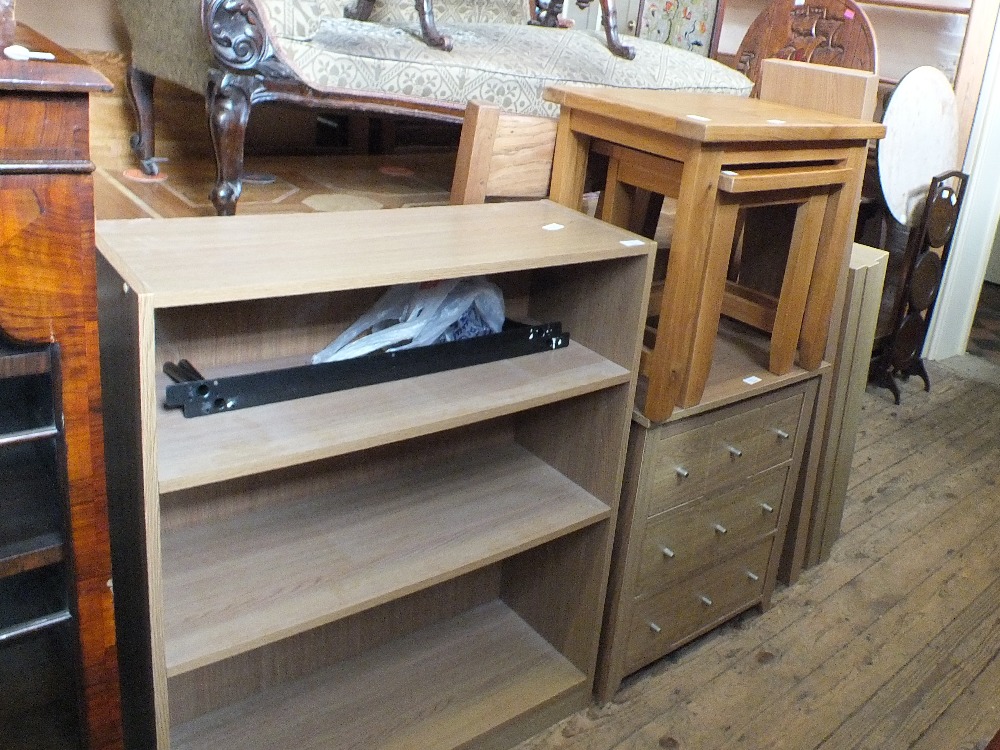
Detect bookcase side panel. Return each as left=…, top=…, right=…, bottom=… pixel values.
left=97, top=255, right=169, bottom=749
left=526, top=254, right=654, bottom=371
left=507, top=254, right=651, bottom=684
left=508, top=388, right=634, bottom=680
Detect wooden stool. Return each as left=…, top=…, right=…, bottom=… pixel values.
left=545, top=85, right=884, bottom=422
left=717, top=163, right=856, bottom=373
left=598, top=146, right=853, bottom=396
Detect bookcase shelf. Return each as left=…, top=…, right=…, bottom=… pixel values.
left=0, top=347, right=51, bottom=380
left=97, top=199, right=654, bottom=750
left=171, top=601, right=585, bottom=750
left=0, top=440, right=63, bottom=580
left=161, top=440, right=611, bottom=675
left=156, top=341, right=629, bottom=492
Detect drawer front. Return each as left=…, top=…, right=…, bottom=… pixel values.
left=0, top=96, right=92, bottom=165
left=647, top=427, right=709, bottom=511
left=645, top=390, right=803, bottom=516
left=637, top=464, right=789, bottom=593
left=704, top=393, right=803, bottom=489
left=625, top=539, right=772, bottom=675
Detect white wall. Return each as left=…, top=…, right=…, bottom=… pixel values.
left=15, top=0, right=126, bottom=51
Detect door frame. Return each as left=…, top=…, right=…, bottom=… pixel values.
left=926, top=8, right=1000, bottom=360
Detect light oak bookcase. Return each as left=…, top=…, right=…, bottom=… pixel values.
left=95, top=200, right=654, bottom=750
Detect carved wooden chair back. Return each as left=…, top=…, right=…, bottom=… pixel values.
left=734, top=0, right=878, bottom=96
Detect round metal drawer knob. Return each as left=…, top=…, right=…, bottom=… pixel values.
left=713, top=523, right=728, bottom=535
left=773, top=428, right=790, bottom=440
left=699, top=595, right=714, bottom=607
left=661, top=546, right=676, bottom=558
left=726, top=445, right=743, bottom=458
left=649, top=622, right=663, bottom=634
left=746, top=571, right=760, bottom=582
left=675, top=466, right=690, bottom=479
left=760, top=502, right=774, bottom=513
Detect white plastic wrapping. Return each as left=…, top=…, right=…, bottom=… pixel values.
left=312, top=277, right=505, bottom=363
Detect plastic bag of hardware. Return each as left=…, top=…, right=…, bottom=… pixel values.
left=312, top=277, right=505, bottom=363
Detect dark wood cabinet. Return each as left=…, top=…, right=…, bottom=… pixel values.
left=0, top=23, right=121, bottom=750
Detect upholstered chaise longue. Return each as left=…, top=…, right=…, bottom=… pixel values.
left=117, top=0, right=751, bottom=215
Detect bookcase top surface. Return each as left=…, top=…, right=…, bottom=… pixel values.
left=95, top=200, right=654, bottom=308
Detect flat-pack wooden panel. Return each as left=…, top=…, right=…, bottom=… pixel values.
left=808, top=243, right=889, bottom=565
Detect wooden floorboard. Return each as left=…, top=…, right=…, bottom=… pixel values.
left=910, top=641, right=1000, bottom=750
left=822, top=574, right=1000, bottom=749
left=516, top=360, right=1000, bottom=750
left=615, top=475, right=999, bottom=749
left=842, top=393, right=1000, bottom=537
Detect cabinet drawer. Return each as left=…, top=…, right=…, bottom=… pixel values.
left=646, top=390, right=803, bottom=516
left=625, top=539, right=772, bottom=674
left=0, top=96, right=92, bottom=164
left=705, top=394, right=802, bottom=488
left=637, top=464, right=788, bottom=594
left=646, top=428, right=711, bottom=510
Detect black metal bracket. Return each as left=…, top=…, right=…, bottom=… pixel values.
left=164, top=321, right=569, bottom=418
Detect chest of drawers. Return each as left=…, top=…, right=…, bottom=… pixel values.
left=597, top=377, right=819, bottom=699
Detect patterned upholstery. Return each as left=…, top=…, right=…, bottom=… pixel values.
left=263, top=0, right=329, bottom=39
left=365, top=0, right=531, bottom=25
left=118, top=0, right=750, bottom=118
left=117, top=0, right=215, bottom=93
left=274, top=20, right=748, bottom=117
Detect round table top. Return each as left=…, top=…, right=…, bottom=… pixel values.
left=877, top=66, right=959, bottom=227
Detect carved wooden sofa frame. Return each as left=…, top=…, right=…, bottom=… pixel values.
left=117, top=0, right=751, bottom=215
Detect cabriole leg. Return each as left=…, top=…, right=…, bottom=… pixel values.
left=206, top=72, right=253, bottom=216
left=125, top=65, right=159, bottom=175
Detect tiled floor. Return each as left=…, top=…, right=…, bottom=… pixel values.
left=967, top=281, right=1000, bottom=365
